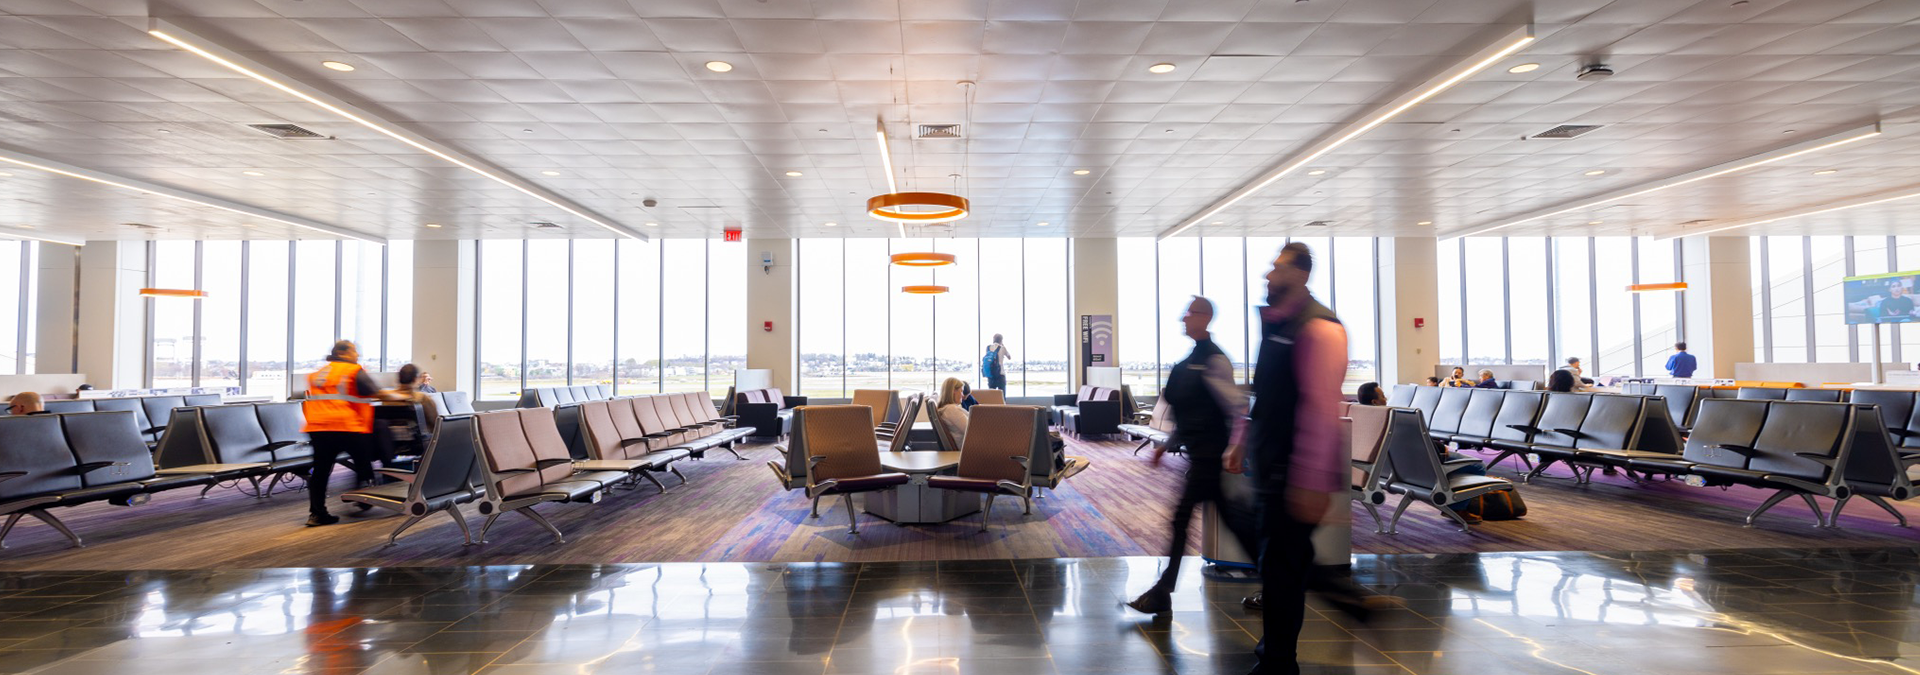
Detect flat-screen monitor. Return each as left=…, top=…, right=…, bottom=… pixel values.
left=1844, top=271, right=1920, bottom=324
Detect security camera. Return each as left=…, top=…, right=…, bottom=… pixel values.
left=642, top=198, right=658, bottom=208
left=1576, top=65, right=1614, bottom=82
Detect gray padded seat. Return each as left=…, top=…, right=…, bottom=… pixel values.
left=90, top=398, right=157, bottom=443
left=254, top=402, right=314, bottom=465
left=1379, top=408, right=1516, bottom=534
left=1653, top=384, right=1701, bottom=430
left=439, top=391, right=478, bottom=416
left=139, top=396, right=189, bottom=436
left=1387, top=384, right=1416, bottom=407
left=1408, top=386, right=1444, bottom=423
left=1631, top=398, right=1769, bottom=476
left=1833, top=404, right=1916, bottom=526
left=1448, top=389, right=1505, bottom=446
left=1425, top=387, right=1471, bottom=442
left=341, top=415, right=484, bottom=545
left=183, top=394, right=222, bottom=407
left=61, top=411, right=211, bottom=495
left=42, top=400, right=94, bottom=414
left=1849, top=389, right=1915, bottom=444
left=1785, top=388, right=1844, bottom=403
left=1737, top=387, right=1789, bottom=401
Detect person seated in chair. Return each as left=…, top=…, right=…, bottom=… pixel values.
left=1442, top=366, right=1473, bottom=388
left=6, top=392, right=46, bottom=416
left=1473, top=369, right=1500, bottom=389
left=1355, top=382, right=1387, bottom=406
left=936, top=377, right=972, bottom=449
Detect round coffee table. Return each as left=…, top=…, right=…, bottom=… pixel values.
left=866, top=451, right=978, bottom=524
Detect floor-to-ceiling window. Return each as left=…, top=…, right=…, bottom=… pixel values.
left=472, top=238, right=741, bottom=401
left=145, top=240, right=409, bottom=397
left=1118, top=236, right=1380, bottom=394
left=796, top=237, right=1070, bottom=399
left=0, top=242, right=38, bottom=374
left=1751, top=235, right=1914, bottom=365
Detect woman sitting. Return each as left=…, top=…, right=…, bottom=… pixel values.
left=1473, top=369, right=1500, bottom=389
left=935, top=377, right=972, bottom=449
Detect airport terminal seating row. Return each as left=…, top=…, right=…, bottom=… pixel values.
left=154, top=402, right=318, bottom=498
left=785, top=405, right=910, bottom=534
left=42, top=394, right=223, bottom=445
left=422, top=391, right=475, bottom=417
left=0, top=411, right=221, bottom=548
left=578, top=395, right=743, bottom=490
left=1842, top=389, right=1920, bottom=458
left=927, top=405, right=1054, bottom=531
left=516, top=385, right=614, bottom=408
left=469, top=407, right=630, bottom=544
left=1391, top=384, right=1915, bottom=528
left=341, top=414, right=483, bottom=545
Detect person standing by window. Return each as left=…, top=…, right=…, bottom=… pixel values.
left=1665, top=342, right=1698, bottom=379
left=982, top=334, right=1011, bottom=392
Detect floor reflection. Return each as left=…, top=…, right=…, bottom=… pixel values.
left=0, top=548, right=1910, bottom=674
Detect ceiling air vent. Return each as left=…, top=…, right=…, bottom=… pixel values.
left=1530, top=124, right=1603, bottom=140
left=1303, top=220, right=1333, bottom=228
left=531, top=222, right=561, bottom=230
left=916, top=124, right=962, bottom=139
left=246, top=123, right=331, bottom=140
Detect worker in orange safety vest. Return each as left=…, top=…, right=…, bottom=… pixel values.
left=302, top=339, right=393, bottom=527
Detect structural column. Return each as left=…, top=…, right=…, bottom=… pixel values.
left=65, top=242, right=147, bottom=389
left=34, top=244, right=78, bottom=375
left=412, top=240, right=477, bottom=393
left=1069, top=238, right=1118, bottom=389
left=745, top=238, right=795, bottom=392
left=1377, top=237, right=1441, bottom=386
left=1680, top=236, right=1755, bottom=379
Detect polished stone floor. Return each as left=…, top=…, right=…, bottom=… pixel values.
left=0, top=548, right=1913, bottom=674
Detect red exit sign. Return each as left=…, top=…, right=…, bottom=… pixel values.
left=723, top=228, right=741, bottom=242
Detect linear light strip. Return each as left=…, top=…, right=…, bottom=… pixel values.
left=0, top=151, right=380, bottom=244
left=1449, top=123, right=1883, bottom=240
left=0, top=225, right=82, bottom=247
left=875, top=121, right=905, bottom=239
left=1667, top=186, right=1920, bottom=239
left=1159, top=25, right=1535, bottom=240
left=148, top=19, right=640, bottom=241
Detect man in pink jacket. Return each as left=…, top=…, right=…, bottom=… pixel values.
left=1225, top=242, right=1375, bottom=674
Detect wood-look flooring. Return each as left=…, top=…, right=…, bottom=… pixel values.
left=0, top=437, right=1911, bottom=571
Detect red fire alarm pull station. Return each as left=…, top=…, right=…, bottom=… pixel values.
left=1414, top=318, right=1425, bottom=328
left=723, top=228, right=742, bottom=242
left=764, top=321, right=774, bottom=332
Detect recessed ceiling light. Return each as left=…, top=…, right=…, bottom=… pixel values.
left=321, top=60, right=355, bottom=72
left=785, top=170, right=802, bottom=177
left=1584, top=169, right=1607, bottom=176
left=156, top=129, right=171, bottom=134
left=644, top=222, right=659, bottom=227
left=1417, top=221, right=1433, bottom=226
left=1210, top=221, right=1224, bottom=225
left=1148, top=63, right=1176, bottom=74
left=0, top=171, right=12, bottom=177
left=424, top=223, right=442, bottom=228
left=1035, top=222, right=1049, bottom=227
left=1072, top=169, right=1090, bottom=175
left=541, top=170, right=560, bottom=176
left=1587, top=220, right=1603, bottom=225
left=1507, top=63, right=1541, bottom=74
left=18, top=225, right=33, bottom=230
left=1306, top=169, right=1327, bottom=176
left=1812, top=169, right=1839, bottom=175
left=824, top=222, right=837, bottom=227
left=705, top=61, right=733, bottom=73
left=241, top=170, right=264, bottom=176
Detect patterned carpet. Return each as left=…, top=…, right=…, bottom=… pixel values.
left=0, top=435, right=1912, bottom=571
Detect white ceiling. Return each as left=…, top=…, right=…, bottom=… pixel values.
left=0, top=0, right=1919, bottom=241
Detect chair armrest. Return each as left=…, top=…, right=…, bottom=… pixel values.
left=1790, top=452, right=1838, bottom=466
left=783, top=396, right=809, bottom=408
left=534, top=458, right=574, bottom=469
left=1709, top=444, right=1759, bottom=456
left=376, top=468, right=416, bottom=479
left=618, top=438, right=653, bottom=447
left=1552, top=428, right=1585, bottom=437
left=75, top=461, right=131, bottom=473
left=141, top=426, right=167, bottom=436
left=264, top=440, right=307, bottom=452
left=495, top=467, right=536, bottom=475
left=643, top=432, right=675, bottom=438
left=1506, top=424, right=1542, bottom=435
left=1052, top=394, right=1077, bottom=406
left=1890, top=428, right=1918, bottom=438
left=0, top=471, right=26, bottom=484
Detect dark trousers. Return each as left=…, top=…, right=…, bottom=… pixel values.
left=987, top=374, right=1006, bottom=391
left=1153, top=442, right=1261, bottom=592
left=307, top=431, right=372, bottom=517
left=1253, top=508, right=1317, bottom=675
